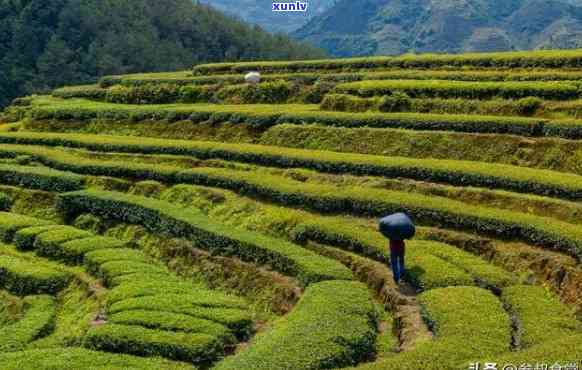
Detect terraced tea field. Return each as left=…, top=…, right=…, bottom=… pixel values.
left=0, top=48, right=581, bottom=369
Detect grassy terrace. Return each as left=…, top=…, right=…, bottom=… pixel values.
left=0, top=211, right=255, bottom=365
left=2, top=134, right=582, bottom=201
left=215, top=280, right=378, bottom=369
left=3, top=47, right=582, bottom=368
left=192, top=49, right=582, bottom=74
left=4, top=126, right=582, bottom=175
left=99, top=69, right=582, bottom=88
left=18, top=96, right=582, bottom=138
left=57, top=190, right=353, bottom=286
left=355, top=286, right=511, bottom=370
left=336, top=79, right=582, bottom=100
left=54, top=181, right=516, bottom=295
left=2, top=142, right=582, bottom=260
left=52, top=177, right=582, bottom=261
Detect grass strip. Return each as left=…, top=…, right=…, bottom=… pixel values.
left=413, top=241, right=515, bottom=289
left=501, top=285, right=580, bottom=349
left=0, top=348, right=193, bottom=369
left=192, top=49, right=582, bottom=74
left=2, top=135, right=582, bottom=201
left=110, top=272, right=178, bottom=287
left=111, top=292, right=247, bottom=311
left=96, top=261, right=169, bottom=283
left=0, top=295, right=56, bottom=352
left=356, top=286, right=511, bottom=370
left=13, top=225, right=65, bottom=251
left=336, top=79, right=581, bottom=100
left=0, top=212, right=52, bottom=243
left=33, top=227, right=94, bottom=257
left=83, top=248, right=156, bottom=278
left=58, top=190, right=353, bottom=286
left=405, top=253, right=474, bottom=290
left=108, top=310, right=236, bottom=344
left=106, top=280, right=207, bottom=306
left=215, top=280, right=378, bottom=370
left=84, top=323, right=222, bottom=363
left=108, top=297, right=252, bottom=336
left=0, top=255, right=72, bottom=296
left=50, top=236, right=127, bottom=265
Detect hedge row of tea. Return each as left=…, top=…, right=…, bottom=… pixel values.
left=319, top=94, right=582, bottom=121
left=336, top=80, right=582, bottom=100
left=3, top=48, right=582, bottom=368
left=192, top=49, right=582, bottom=74
left=0, top=205, right=382, bottom=368
left=1, top=141, right=582, bottom=261
left=2, top=133, right=582, bottom=201
left=0, top=211, right=252, bottom=365
left=99, top=69, right=582, bottom=88
left=56, top=189, right=353, bottom=286
left=20, top=98, right=582, bottom=138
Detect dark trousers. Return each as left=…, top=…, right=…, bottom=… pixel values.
left=390, top=249, right=405, bottom=283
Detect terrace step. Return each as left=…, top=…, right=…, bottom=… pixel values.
left=84, top=323, right=223, bottom=364
left=0, top=295, right=56, bottom=352
left=356, top=286, right=511, bottom=370
left=57, top=190, right=354, bottom=286
left=0, top=254, right=72, bottom=296
left=215, top=280, right=378, bottom=370
left=191, top=50, right=582, bottom=75
left=0, top=348, right=193, bottom=369
left=0, top=211, right=253, bottom=363
left=17, top=96, right=582, bottom=138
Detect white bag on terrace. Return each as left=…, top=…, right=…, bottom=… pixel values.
left=245, top=71, right=261, bottom=84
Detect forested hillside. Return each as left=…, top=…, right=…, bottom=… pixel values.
left=294, top=0, right=582, bottom=57
left=0, top=0, right=324, bottom=108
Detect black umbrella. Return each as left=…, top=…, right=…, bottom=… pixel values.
left=379, top=213, right=416, bottom=240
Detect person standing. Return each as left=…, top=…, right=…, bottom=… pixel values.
left=379, top=212, right=415, bottom=286
left=390, top=239, right=406, bottom=284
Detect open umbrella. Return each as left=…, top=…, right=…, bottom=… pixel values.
left=379, top=213, right=416, bottom=240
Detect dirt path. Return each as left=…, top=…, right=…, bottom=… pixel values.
left=381, top=279, right=433, bottom=352
left=307, top=241, right=434, bottom=352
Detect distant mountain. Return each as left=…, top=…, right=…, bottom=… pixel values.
left=293, top=0, right=582, bottom=57
left=200, top=0, right=338, bottom=33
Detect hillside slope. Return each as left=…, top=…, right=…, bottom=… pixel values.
left=0, top=0, right=324, bottom=109
left=293, top=0, right=582, bottom=57
left=1, top=48, right=582, bottom=368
